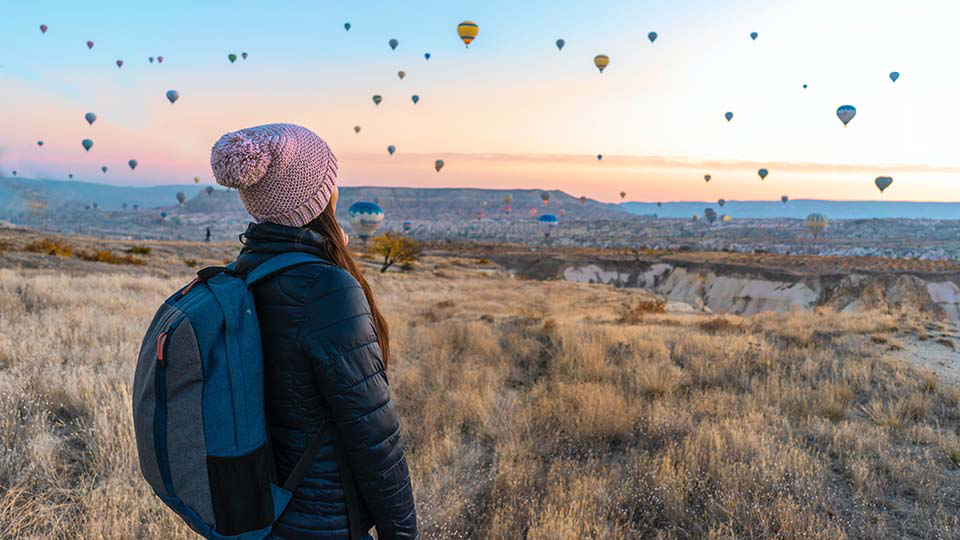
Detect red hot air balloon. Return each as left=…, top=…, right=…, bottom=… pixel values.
left=116, top=59, right=124, bottom=68
left=86, top=41, right=94, bottom=49
left=157, top=56, right=164, bottom=63
left=40, top=24, right=48, bottom=34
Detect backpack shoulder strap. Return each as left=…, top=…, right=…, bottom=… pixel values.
left=244, top=252, right=328, bottom=287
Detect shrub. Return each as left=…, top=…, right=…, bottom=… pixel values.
left=0, top=240, right=8, bottom=252
left=617, top=296, right=665, bottom=324
left=183, top=258, right=199, bottom=268
left=75, top=250, right=145, bottom=266
left=25, top=238, right=73, bottom=257
left=369, top=233, right=423, bottom=273
left=126, top=245, right=152, bottom=255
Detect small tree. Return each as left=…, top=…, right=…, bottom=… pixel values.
left=369, top=233, right=422, bottom=273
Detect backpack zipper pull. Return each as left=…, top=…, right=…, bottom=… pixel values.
left=157, top=333, right=167, bottom=367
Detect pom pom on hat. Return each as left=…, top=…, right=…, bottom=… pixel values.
left=211, top=130, right=272, bottom=189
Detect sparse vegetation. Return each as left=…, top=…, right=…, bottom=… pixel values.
left=126, top=245, right=152, bottom=255
left=0, top=240, right=959, bottom=539
left=75, top=249, right=146, bottom=266
left=24, top=238, right=73, bottom=257
left=183, top=258, right=199, bottom=268
left=370, top=233, right=423, bottom=273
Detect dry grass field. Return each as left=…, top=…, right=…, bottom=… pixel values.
left=2, top=233, right=960, bottom=539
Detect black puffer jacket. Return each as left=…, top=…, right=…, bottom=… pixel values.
left=234, top=222, right=418, bottom=540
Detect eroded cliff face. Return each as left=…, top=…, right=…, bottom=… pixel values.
left=541, top=259, right=960, bottom=324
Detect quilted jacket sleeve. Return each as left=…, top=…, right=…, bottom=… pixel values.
left=300, top=266, right=418, bottom=540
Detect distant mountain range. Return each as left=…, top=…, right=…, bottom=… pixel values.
left=1, top=176, right=957, bottom=221
left=622, top=200, right=960, bottom=220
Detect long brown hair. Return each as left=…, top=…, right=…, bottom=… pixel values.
left=304, top=203, right=390, bottom=368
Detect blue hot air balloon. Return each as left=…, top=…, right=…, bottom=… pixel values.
left=750, top=32, right=758, bottom=40
left=704, top=208, right=717, bottom=224
left=402, top=220, right=413, bottom=233
left=803, top=84, right=808, bottom=89
left=836, top=105, right=857, bottom=127
left=348, top=201, right=384, bottom=241
left=389, top=38, right=398, bottom=51
left=128, top=159, right=138, bottom=170
left=597, top=154, right=603, bottom=161
left=85, top=112, right=97, bottom=125
left=387, top=145, right=396, bottom=155
left=411, top=94, right=419, bottom=104
left=556, top=39, right=565, bottom=50
left=37, top=140, right=43, bottom=146
left=648, top=32, right=657, bottom=43
left=889, top=71, right=900, bottom=82
left=82, top=139, right=93, bottom=151
left=101, top=165, right=108, bottom=173
left=538, top=213, right=559, bottom=238
left=758, top=168, right=769, bottom=180
left=725, top=111, right=733, bottom=122
left=166, top=90, right=179, bottom=104
left=344, top=22, right=351, bottom=31
left=424, top=52, right=431, bottom=60
left=160, top=212, right=167, bottom=219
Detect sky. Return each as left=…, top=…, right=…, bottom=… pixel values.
left=2, top=0, right=959, bottom=203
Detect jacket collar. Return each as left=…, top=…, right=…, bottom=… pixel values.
left=235, top=222, right=332, bottom=274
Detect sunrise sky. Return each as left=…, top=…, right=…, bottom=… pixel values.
left=2, top=0, right=959, bottom=202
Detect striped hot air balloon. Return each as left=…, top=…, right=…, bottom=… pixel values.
left=594, top=54, right=609, bottom=73
left=805, top=213, right=827, bottom=238
left=457, top=21, right=478, bottom=47
left=348, top=201, right=384, bottom=241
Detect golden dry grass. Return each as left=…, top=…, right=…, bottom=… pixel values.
left=1, top=254, right=959, bottom=539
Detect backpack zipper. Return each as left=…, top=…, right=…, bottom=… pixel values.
left=154, top=328, right=175, bottom=497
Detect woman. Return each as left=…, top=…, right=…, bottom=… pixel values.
left=210, top=123, right=418, bottom=540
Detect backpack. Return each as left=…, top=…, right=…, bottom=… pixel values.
left=132, top=252, right=364, bottom=539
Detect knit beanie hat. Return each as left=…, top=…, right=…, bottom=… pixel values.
left=210, top=123, right=338, bottom=227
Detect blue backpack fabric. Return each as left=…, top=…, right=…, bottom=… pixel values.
left=132, top=252, right=349, bottom=539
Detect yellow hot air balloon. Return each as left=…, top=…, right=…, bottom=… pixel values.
left=805, top=213, right=828, bottom=238
left=594, top=54, right=610, bottom=73
left=457, top=21, right=478, bottom=47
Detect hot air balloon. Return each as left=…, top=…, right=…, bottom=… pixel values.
left=402, top=221, right=412, bottom=233
left=344, top=22, right=351, bottom=31
left=160, top=212, right=167, bottom=219
left=802, top=84, right=808, bottom=89
left=836, top=105, right=856, bottom=127
left=504, top=204, right=513, bottom=214
left=411, top=95, right=419, bottom=104
left=228, top=53, right=237, bottom=63
left=556, top=39, right=565, bottom=50
left=538, top=214, right=558, bottom=238
left=166, top=90, right=179, bottom=104
left=40, top=24, right=48, bottom=34
left=101, top=166, right=108, bottom=173
left=594, top=54, right=609, bottom=73
left=37, top=140, right=43, bottom=147
left=372, top=95, right=382, bottom=106
left=116, top=59, right=124, bottom=68
left=241, top=52, right=247, bottom=60
left=620, top=191, right=626, bottom=200
left=750, top=32, right=758, bottom=40
left=721, top=215, right=732, bottom=223
left=648, top=32, right=658, bottom=43
left=128, top=159, right=138, bottom=170
left=704, top=208, right=717, bottom=224
left=457, top=21, right=478, bottom=47
left=704, top=174, right=711, bottom=182
left=529, top=208, right=538, bottom=218
left=398, top=70, right=405, bottom=80
left=805, top=213, right=827, bottom=238
left=597, top=154, right=603, bottom=161
left=579, top=196, right=587, bottom=204
left=149, top=57, right=154, bottom=63
left=657, top=202, right=662, bottom=207
left=85, top=112, right=97, bottom=125
left=176, top=192, right=186, bottom=206
left=889, top=71, right=899, bottom=82
left=348, top=201, right=384, bottom=241
left=387, top=145, right=396, bottom=155
left=718, top=198, right=725, bottom=207
left=541, top=192, right=550, bottom=204
left=435, top=159, right=444, bottom=173
left=424, top=52, right=431, bottom=60
left=68, top=173, right=73, bottom=179
left=86, top=41, right=94, bottom=50
left=758, top=168, right=768, bottom=180
left=504, top=195, right=513, bottom=205
left=781, top=195, right=789, bottom=204
left=875, top=176, right=893, bottom=193
left=692, top=214, right=700, bottom=222
left=205, top=186, right=214, bottom=195
left=388, top=38, right=399, bottom=51
left=354, top=126, right=361, bottom=134
left=82, top=139, right=94, bottom=152
left=157, top=56, right=164, bottom=63
left=190, top=176, right=199, bottom=184
left=725, top=112, right=733, bottom=122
